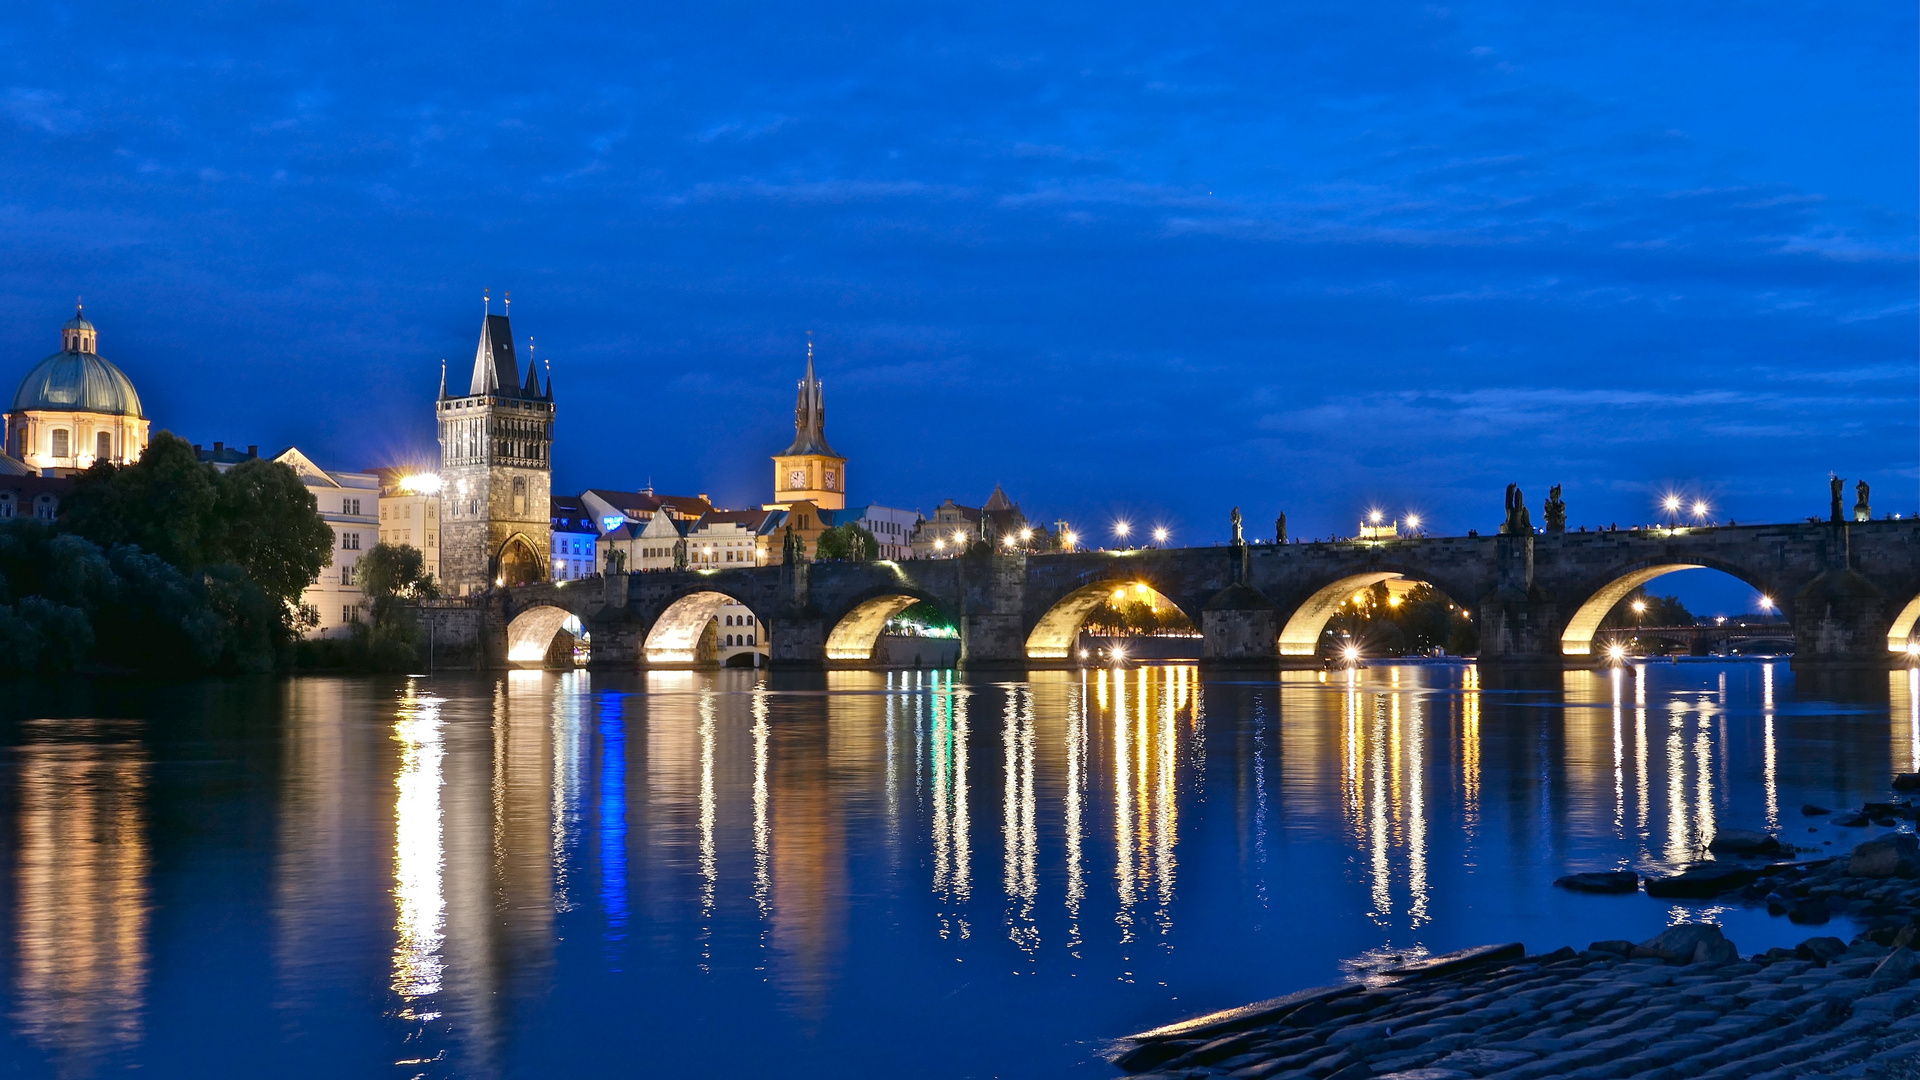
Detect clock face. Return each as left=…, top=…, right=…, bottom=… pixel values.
left=823, top=469, right=837, bottom=490
left=788, top=468, right=807, bottom=489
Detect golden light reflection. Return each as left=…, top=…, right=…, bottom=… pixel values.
left=1610, top=666, right=1626, bottom=835
left=1002, top=688, right=1039, bottom=954
left=1763, top=663, right=1779, bottom=833
left=1333, top=673, right=1435, bottom=929
left=12, top=720, right=150, bottom=1068
left=1461, top=666, right=1480, bottom=834
left=1065, top=672, right=1088, bottom=953
left=930, top=673, right=972, bottom=939
left=752, top=684, right=772, bottom=920
left=392, top=684, right=447, bottom=1005
left=698, top=689, right=718, bottom=968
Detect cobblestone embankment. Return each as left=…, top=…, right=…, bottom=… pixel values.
left=1111, top=929, right=1920, bottom=1080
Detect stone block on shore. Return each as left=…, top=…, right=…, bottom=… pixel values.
left=1706, top=829, right=1787, bottom=857
left=1554, top=871, right=1639, bottom=894
left=1850, top=834, right=1920, bottom=878
left=1643, top=864, right=1761, bottom=898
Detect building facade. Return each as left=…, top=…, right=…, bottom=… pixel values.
left=372, top=469, right=443, bottom=584
left=767, top=342, right=846, bottom=511
left=6, top=307, right=151, bottom=475
left=909, top=486, right=1043, bottom=558
left=436, top=310, right=554, bottom=594
left=550, top=495, right=597, bottom=581
left=267, top=448, right=379, bottom=639
left=838, top=504, right=923, bottom=560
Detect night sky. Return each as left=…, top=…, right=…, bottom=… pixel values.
left=2, top=3, right=1913, bottom=609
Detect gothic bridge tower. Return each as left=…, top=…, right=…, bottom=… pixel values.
left=769, top=339, right=846, bottom=510
left=437, top=302, right=554, bottom=593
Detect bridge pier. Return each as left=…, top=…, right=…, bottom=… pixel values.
left=1200, top=584, right=1284, bottom=668
left=959, top=552, right=1030, bottom=667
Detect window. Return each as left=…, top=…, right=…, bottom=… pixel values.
left=299, top=604, right=319, bottom=625
left=343, top=605, right=361, bottom=624
left=381, top=506, right=388, bottom=520
left=33, top=496, right=55, bottom=520
left=342, top=532, right=360, bottom=550
left=745, top=615, right=753, bottom=626
left=725, top=634, right=734, bottom=647
left=746, top=634, right=754, bottom=646
left=340, top=565, right=355, bottom=586
left=512, top=477, right=527, bottom=515
left=50, top=429, right=69, bottom=458
left=427, top=533, right=435, bottom=546
left=96, top=431, right=111, bottom=460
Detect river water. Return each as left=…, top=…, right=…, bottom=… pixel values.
left=0, top=662, right=1914, bottom=1078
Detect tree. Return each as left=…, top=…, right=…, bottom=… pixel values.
left=815, top=523, right=879, bottom=561
left=359, top=543, right=440, bottom=617
left=895, top=599, right=955, bottom=632
left=216, top=457, right=335, bottom=607
left=63, top=431, right=224, bottom=570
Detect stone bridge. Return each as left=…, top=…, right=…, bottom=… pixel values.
left=420, top=519, right=1920, bottom=672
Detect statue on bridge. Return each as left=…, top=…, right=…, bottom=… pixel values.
left=1856, top=480, right=1872, bottom=523
left=1231, top=506, right=1244, bottom=545
left=1544, top=485, right=1566, bottom=534
left=605, top=548, right=627, bottom=576
left=1275, top=511, right=1288, bottom=545
left=1831, top=475, right=1845, bottom=523
left=782, top=525, right=804, bottom=566
left=1501, top=484, right=1533, bottom=536
left=673, top=538, right=688, bottom=571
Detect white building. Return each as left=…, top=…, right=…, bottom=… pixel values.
left=716, top=602, right=766, bottom=667
left=262, top=448, right=379, bottom=639
left=685, top=509, right=773, bottom=568
left=838, top=504, right=923, bottom=560
left=550, top=495, right=598, bottom=581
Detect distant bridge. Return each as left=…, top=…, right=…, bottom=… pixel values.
left=1593, top=621, right=1798, bottom=656
left=418, top=519, right=1920, bottom=672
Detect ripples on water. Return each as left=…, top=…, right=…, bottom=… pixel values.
left=0, top=663, right=1915, bottom=1078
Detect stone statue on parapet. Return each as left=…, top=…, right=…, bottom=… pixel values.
left=782, top=525, right=803, bottom=565
left=1544, top=484, right=1567, bottom=534
left=1855, top=480, right=1872, bottom=523
left=1501, top=483, right=1533, bottom=535
left=1831, top=475, right=1845, bottom=523
left=673, top=538, right=688, bottom=571
left=1231, top=506, right=1244, bottom=545
left=1275, top=512, right=1288, bottom=544
left=605, top=548, right=627, bottom=575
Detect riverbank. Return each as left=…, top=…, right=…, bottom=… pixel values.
left=1110, top=928, right=1920, bottom=1079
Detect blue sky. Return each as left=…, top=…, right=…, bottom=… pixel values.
left=1, top=2, right=1913, bottom=609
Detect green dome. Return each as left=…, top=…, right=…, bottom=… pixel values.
left=11, top=349, right=144, bottom=417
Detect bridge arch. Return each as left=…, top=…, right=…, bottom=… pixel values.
left=1277, top=572, right=1404, bottom=657
left=1025, top=578, right=1195, bottom=660
left=1560, top=560, right=1772, bottom=657
left=506, top=605, right=590, bottom=667
left=646, top=589, right=764, bottom=666
left=825, top=589, right=943, bottom=661
left=1889, top=595, right=1920, bottom=653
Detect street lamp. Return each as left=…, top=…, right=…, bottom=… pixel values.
left=1607, top=642, right=1627, bottom=664
left=1114, top=521, right=1131, bottom=543
left=1368, top=509, right=1384, bottom=525
left=1406, top=514, right=1421, bottom=532
left=1662, top=494, right=1681, bottom=526
left=1152, top=526, right=1169, bottom=544
left=1692, top=500, right=1710, bottom=523
left=1062, top=530, right=1077, bottom=550
left=1342, top=644, right=1361, bottom=667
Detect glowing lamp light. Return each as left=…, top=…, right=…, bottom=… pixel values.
left=1152, top=527, right=1169, bottom=543
left=1020, top=527, right=1033, bottom=540
left=1607, top=643, right=1626, bottom=662
left=1632, top=599, right=1648, bottom=614
left=1079, top=648, right=1089, bottom=659
left=1368, top=509, right=1384, bottom=524
left=1110, top=645, right=1127, bottom=661
left=934, top=538, right=947, bottom=551
left=1406, top=514, right=1421, bottom=530
left=1692, top=500, right=1710, bottom=518
left=1663, top=495, right=1681, bottom=513
left=1342, top=645, right=1361, bottom=664
left=1001, top=534, right=1016, bottom=548
left=1114, top=521, right=1131, bottom=538
left=398, top=473, right=442, bottom=495
left=1063, top=530, right=1077, bottom=545
left=1908, top=642, right=1920, bottom=658
left=952, top=529, right=965, bottom=543
left=1758, top=594, right=1774, bottom=611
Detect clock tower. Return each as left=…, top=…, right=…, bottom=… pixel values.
left=768, top=340, right=847, bottom=510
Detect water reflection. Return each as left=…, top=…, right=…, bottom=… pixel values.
left=10, top=661, right=1920, bottom=1079
left=10, top=720, right=149, bottom=1073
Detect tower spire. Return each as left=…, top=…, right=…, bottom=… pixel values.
left=439, top=358, right=447, bottom=399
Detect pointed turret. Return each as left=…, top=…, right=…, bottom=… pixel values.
left=469, top=313, right=521, bottom=396
left=781, top=339, right=838, bottom=456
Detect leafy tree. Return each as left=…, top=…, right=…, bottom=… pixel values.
left=895, top=599, right=955, bottom=632
left=359, top=543, right=440, bottom=616
left=217, top=457, right=335, bottom=607
left=1322, top=580, right=1475, bottom=656
left=815, top=523, right=879, bottom=562
left=63, top=432, right=224, bottom=569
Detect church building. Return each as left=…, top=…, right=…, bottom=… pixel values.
left=6, top=305, right=150, bottom=475
left=436, top=305, right=554, bottom=594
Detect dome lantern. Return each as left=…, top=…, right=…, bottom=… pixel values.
left=61, top=303, right=97, bottom=354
